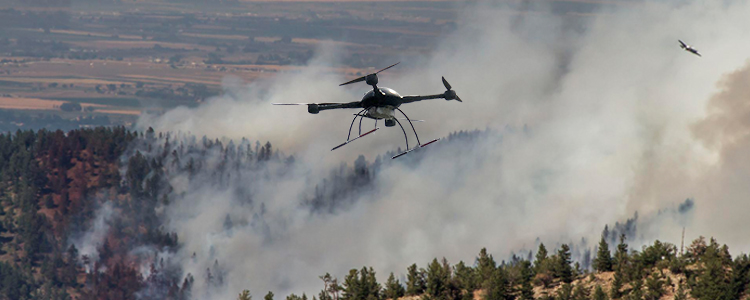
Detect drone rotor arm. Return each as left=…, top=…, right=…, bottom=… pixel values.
left=273, top=101, right=362, bottom=114
left=271, top=102, right=343, bottom=105
left=316, top=101, right=363, bottom=111
left=400, top=77, right=463, bottom=104
left=400, top=94, right=446, bottom=104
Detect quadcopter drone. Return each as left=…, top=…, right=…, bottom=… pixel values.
left=273, top=62, right=462, bottom=159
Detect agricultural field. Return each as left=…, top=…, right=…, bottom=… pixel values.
left=0, top=0, right=610, bottom=130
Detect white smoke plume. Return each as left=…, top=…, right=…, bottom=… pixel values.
left=71, top=201, right=116, bottom=269
left=132, top=0, right=750, bottom=299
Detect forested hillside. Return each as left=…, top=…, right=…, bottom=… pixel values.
left=0, top=126, right=379, bottom=300
left=295, top=235, right=750, bottom=300
left=0, top=127, right=182, bottom=300
left=0, top=128, right=748, bottom=300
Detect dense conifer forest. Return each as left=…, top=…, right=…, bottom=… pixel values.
left=0, top=127, right=747, bottom=300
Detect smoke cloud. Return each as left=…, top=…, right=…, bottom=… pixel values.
left=71, top=201, right=116, bottom=267
left=690, top=58, right=750, bottom=251
left=129, top=0, right=750, bottom=299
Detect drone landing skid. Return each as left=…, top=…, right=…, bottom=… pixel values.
left=391, top=138, right=440, bottom=159
left=331, top=128, right=379, bottom=151
left=420, top=138, right=440, bottom=148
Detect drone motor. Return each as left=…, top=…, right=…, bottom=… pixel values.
left=308, top=104, right=320, bottom=114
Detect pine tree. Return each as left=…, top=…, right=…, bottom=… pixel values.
left=360, top=267, right=380, bottom=300
left=614, top=234, right=628, bottom=274
left=287, top=294, right=302, bottom=300
left=484, top=268, right=512, bottom=300
left=572, top=284, right=590, bottom=300
left=595, top=236, right=613, bottom=272
left=426, top=258, right=449, bottom=300
left=476, top=248, right=496, bottom=287
left=181, top=273, right=195, bottom=300
left=728, top=254, right=750, bottom=299
left=454, top=261, right=477, bottom=292
left=556, top=283, right=573, bottom=300
left=610, top=271, right=623, bottom=299
left=319, top=290, right=332, bottom=300
left=406, top=264, right=425, bottom=296
left=592, top=285, right=608, bottom=300
left=643, top=272, right=664, bottom=300
left=556, top=244, right=573, bottom=283
left=384, top=272, right=405, bottom=300
left=319, top=273, right=336, bottom=300
left=518, top=260, right=534, bottom=300
left=343, top=269, right=361, bottom=300
left=266, top=291, right=275, bottom=300
left=629, top=278, right=644, bottom=300
left=534, top=243, right=549, bottom=274
left=41, top=257, right=57, bottom=284
left=239, top=290, right=252, bottom=300
left=64, top=244, right=79, bottom=286
left=690, top=241, right=732, bottom=300
left=673, top=283, right=687, bottom=300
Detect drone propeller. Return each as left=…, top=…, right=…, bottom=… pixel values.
left=442, top=76, right=452, bottom=90
left=340, top=62, right=400, bottom=86
left=441, top=76, right=462, bottom=102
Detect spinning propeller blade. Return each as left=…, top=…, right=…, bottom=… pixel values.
left=271, top=103, right=339, bottom=105
left=441, top=77, right=463, bottom=102
left=340, top=62, right=400, bottom=86
left=339, top=76, right=367, bottom=86
left=376, top=62, right=400, bottom=74
left=441, top=76, right=452, bottom=90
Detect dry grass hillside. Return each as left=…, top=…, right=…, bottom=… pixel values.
left=528, top=270, right=684, bottom=299
left=393, top=270, right=687, bottom=300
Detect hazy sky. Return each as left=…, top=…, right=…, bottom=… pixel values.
left=132, top=0, right=750, bottom=299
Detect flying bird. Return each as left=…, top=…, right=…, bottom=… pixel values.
left=679, top=40, right=701, bottom=57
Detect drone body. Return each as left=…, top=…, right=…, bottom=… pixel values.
left=273, top=62, right=462, bottom=158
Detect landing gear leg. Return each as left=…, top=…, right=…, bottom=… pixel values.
left=358, top=112, right=364, bottom=135
left=394, top=118, right=409, bottom=151
left=347, top=109, right=366, bottom=140
left=332, top=109, right=379, bottom=151
left=391, top=108, right=440, bottom=159
left=396, top=108, right=421, bottom=145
